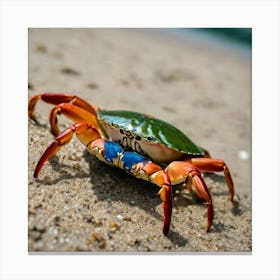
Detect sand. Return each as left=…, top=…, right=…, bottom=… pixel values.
left=28, top=28, right=251, bottom=252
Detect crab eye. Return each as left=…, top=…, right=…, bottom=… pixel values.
left=147, top=136, right=153, bottom=141
left=135, top=136, right=141, bottom=141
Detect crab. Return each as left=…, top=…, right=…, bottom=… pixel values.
left=28, top=93, right=234, bottom=236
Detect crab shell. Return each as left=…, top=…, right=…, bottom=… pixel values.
left=97, top=110, right=207, bottom=163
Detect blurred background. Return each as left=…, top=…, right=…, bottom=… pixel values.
left=194, top=28, right=251, bottom=46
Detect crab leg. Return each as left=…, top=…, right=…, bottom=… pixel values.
left=28, top=93, right=102, bottom=136
left=88, top=139, right=173, bottom=235
left=165, top=161, right=213, bottom=232
left=156, top=177, right=173, bottom=235
left=28, top=93, right=96, bottom=119
left=187, top=158, right=234, bottom=201
left=49, top=103, right=102, bottom=136
left=34, top=123, right=101, bottom=177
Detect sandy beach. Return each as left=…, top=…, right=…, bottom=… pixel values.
left=28, top=28, right=251, bottom=252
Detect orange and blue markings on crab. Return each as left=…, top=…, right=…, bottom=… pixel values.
left=96, top=139, right=151, bottom=174
left=102, top=140, right=148, bottom=171
left=28, top=93, right=235, bottom=236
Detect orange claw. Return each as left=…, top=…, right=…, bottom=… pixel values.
left=34, top=123, right=101, bottom=178
left=28, top=93, right=96, bottom=117
left=165, top=161, right=213, bottom=232
left=28, top=93, right=102, bottom=136
left=49, top=103, right=102, bottom=136
left=189, top=158, right=234, bottom=201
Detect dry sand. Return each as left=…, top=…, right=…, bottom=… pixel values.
left=28, top=29, right=251, bottom=252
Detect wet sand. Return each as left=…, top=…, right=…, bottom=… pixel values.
left=28, top=28, right=251, bottom=252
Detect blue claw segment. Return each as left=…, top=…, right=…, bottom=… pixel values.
left=102, top=140, right=148, bottom=173
left=121, top=152, right=147, bottom=172
left=104, top=140, right=123, bottom=163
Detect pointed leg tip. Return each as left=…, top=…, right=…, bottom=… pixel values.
left=163, top=227, right=169, bottom=236
left=163, top=222, right=170, bottom=236
left=34, top=162, right=43, bottom=178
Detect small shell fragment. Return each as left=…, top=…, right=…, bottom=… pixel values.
left=238, top=150, right=249, bottom=160
left=117, top=214, right=124, bottom=220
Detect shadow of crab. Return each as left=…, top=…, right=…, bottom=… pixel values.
left=36, top=148, right=238, bottom=249
left=35, top=156, right=90, bottom=185
left=45, top=151, right=189, bottom=248
left=81, top=150, right=202, bottom=246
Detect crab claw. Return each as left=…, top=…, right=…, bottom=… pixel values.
left=165, top=161, right=213, bottom=232
left=28, top=93, right=96, bottom=121
left=28, top=93, right=102, bottom=137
